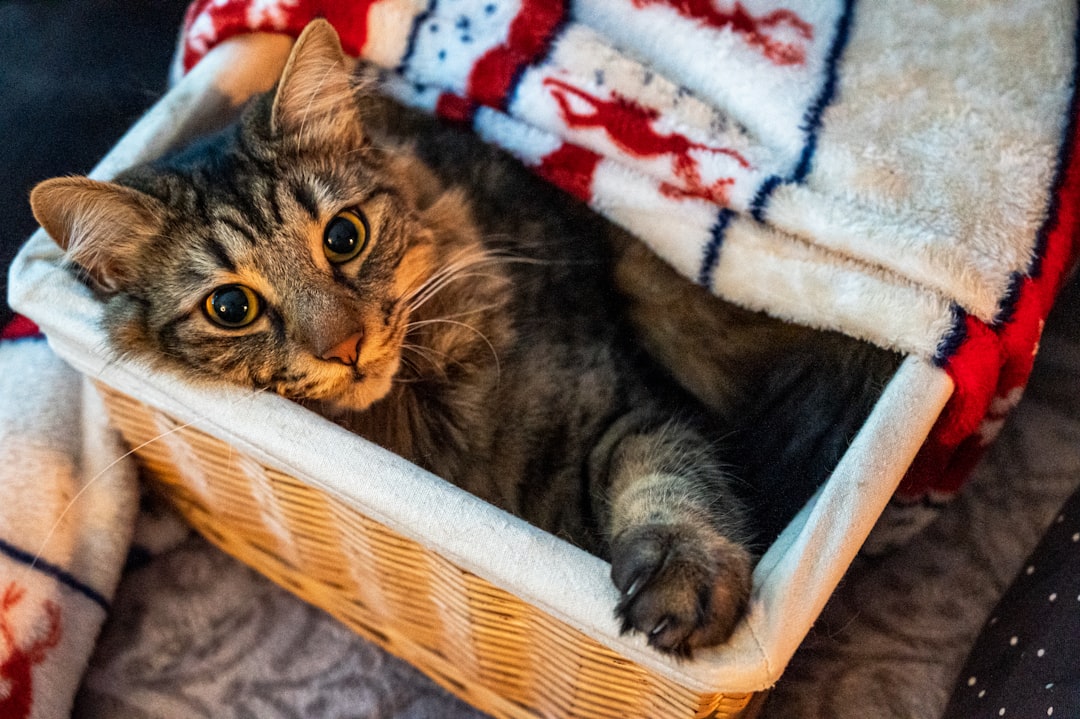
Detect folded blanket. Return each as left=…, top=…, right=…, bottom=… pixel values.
left=177, top=0, right=1080, bottom=502
left=0, top=321, right=138, bottom=719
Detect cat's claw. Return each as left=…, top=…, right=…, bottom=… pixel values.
left=611, top=523, right=752, bottom=658
left=623, top=575, right=645, bottom=602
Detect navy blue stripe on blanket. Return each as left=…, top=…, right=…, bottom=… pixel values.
left=698, top=209, right=734, bottom=287
left=933, top=303, right=968, bottom=367
left=1027, top=1, right=1080, bottom=283
left=0, top=537, right=109, bottom=612
left=700, top=0, right=857, bottom=289
left=396, top=0, right=437, bottom=74
left=992, top=272, right=1027, bottom=328
left=748, top=0, right=857, bottom=222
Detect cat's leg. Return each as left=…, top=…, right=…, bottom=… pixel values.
left=593, top=412, right=753, bottom=657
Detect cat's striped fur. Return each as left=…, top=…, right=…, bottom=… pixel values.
left=30, top=21, right=899, bottom=656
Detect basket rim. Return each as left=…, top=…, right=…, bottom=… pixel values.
left=7, top=31, right=955, bottom=693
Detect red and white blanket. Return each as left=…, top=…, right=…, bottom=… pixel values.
left=176, top=0, right=1080, bottom=502
left=0, top=320, right=136, bottom=719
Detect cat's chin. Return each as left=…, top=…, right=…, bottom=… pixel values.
left=334, top=371, right=395, bottom=412
left=314, top=355, right=400, bottom=414
left=306, top=378, right=392, bottom=417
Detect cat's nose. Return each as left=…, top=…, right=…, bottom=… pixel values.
left=321, top=331, right=364, bottom=365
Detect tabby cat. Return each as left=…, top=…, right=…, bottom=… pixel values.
left=30, top=21, right=900, bottom=657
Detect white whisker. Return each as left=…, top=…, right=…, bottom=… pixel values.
left=400, top=343, right=451, bottom=380
left=22, top=385, right=268, bottom=582
left=409, top=318, right=501, bottom=382
left=405, top=302, right=502, bottom=325
left=402, top=246, right=522, bottom=315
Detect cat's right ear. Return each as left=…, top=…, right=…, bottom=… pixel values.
left=30, top=177, right=163, bottom=292
left=271, top=19, right=364, bottom=150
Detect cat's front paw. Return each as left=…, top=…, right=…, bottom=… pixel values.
left=610, top=523, right=752, bottom=658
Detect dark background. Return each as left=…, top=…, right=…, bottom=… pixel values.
left=0, top=0, right=192, bottom=329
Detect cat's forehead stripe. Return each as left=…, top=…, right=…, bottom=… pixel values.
left=262, top=176, right=285, bottom=226
left=289, top=180, right=320, bottom=221
left=195, top=161, right=278, bottom=239
left=216, top=214, right=258, bottom=247
left=201, top=233, right=237, bottom=274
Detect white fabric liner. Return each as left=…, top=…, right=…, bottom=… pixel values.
left=8, top=34, right=953, bottom=692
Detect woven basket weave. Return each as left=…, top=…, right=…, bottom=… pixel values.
left=7, top=32, right=955, bottom=719
left=96, top=382, right=760, bottom=719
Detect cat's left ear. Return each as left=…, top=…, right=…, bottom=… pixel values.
left=30, top=177, right=164, bottom=292
left=271, top=19, right=364, bottom=149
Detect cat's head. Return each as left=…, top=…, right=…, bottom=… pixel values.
left=30, top=20, right=481, bottom=412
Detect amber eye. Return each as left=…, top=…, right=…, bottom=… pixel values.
left=323, top=209, right=369, bottom=264
left=204, top=284, right=261, bottom=328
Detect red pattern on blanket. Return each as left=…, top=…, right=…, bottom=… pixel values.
left=0, top=316, right=40, bottom=341
left=630, top=0, right=814, bottom=66
left=0, top=584, right=63, bottom=719
left=543, top=77, right=750, bottom=205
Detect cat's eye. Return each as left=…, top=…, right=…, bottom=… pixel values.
left=323, top=209, right=369, bottom=264
left=204, top=284, right=261, bottom=328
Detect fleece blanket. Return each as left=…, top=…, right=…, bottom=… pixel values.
left=0, top=319, right=137, bottom=718
left=174, top=0, right=1080, bottom=502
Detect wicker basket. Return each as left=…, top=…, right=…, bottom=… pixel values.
left=96, top=383, right=760, bottom=718
left=9, top=32, right=953, bottom=719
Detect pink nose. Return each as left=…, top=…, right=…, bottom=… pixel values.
left=321, top=331, right=364, bottom=365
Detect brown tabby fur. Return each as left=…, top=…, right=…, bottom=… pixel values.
left=30, top=21, right=899, bottom=657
